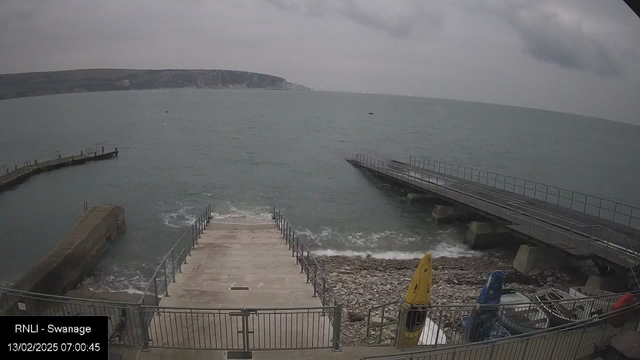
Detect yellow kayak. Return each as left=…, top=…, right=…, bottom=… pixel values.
left=400, top=253, right=433, bottom=346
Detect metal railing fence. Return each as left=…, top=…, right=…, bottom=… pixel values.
left=408, top=155, right=640, bottom=230
left=0, top=286, right=339, bottom=351
left=272, top=205, right=340, bottom=309
left=272, top=205, right=343, bottom=351
left=365, top=300, right=400, bottom=345
left=363, top=302, right=640, bottom=360
left=353, top=155, right=640, bottom=271
left=138, top=203, right=212, bottom=305
left=0, top=286, right=146, bottom=347
left=144, top=305, right=338, bottom=351
left=366, top=290, right=637, bottom=347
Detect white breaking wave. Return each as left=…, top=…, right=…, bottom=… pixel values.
left=161, top=206, right=197, bottom=228
left=300, top=226, right=479, bottom=259
left=81, top=267, right=150, bottom=295
left=313, top=249, right=427, bottom=259
left=298, top=227, right=421, bottom=248
left=313, top=243, right=479, bottom=259
left=430, top=241, right=481, bottom=258
left=211, top=205, right=273, bottom=221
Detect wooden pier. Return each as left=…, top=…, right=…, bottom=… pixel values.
left=0, top=147, right=119, bottom=192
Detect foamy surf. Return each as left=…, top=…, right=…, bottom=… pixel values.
left=210, top=204, right=274, bottom=224
left=314, top=249, right=427, bottom=259
left=298, top=227, right=422, bottom=248
left=161, top=206, right=197, bottom=228
left=313, top=243, right=479, bottom=259
left=81, top=268, right=150, bottom=295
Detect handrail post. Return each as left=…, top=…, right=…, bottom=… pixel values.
left=196, top=217, right=201, bottom=242
left=153, top=278, right=160, bottom=306
left=300, top=243, right=304, bottom=273
left=312, top=265, right=317, bottom=297
left=137, top=305, right=150, bottom=349
left=306, top=253, right=311, bottom=283
left=163, top=259, right=169, bottom=296
left=332, top=304, right=342, bottom=351
left=171, top=247, right=176, bottom=282
left=295, top=236, right=299, bottom=264
left=189, top=226, right=194, bottom=256
left=322, top=277, right=326, bottom=305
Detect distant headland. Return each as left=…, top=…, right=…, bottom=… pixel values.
left=0, top=69, right=309, bottom=100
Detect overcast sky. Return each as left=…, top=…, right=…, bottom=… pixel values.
left=1, top=0, right=639, bottom=124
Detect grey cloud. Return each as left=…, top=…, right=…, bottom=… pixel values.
left=264, top=0, right=442, bottom=39
left=0, top=0, right=639, bottom=124
left=484, top=2, right=638, bottom=77
left=0, top=3, right=34, bottom=32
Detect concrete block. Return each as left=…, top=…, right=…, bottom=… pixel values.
left=464, top=221, right=510, bottom=249
left=432, top=205, right=470, bottom=224
left=512, top=244, right=569, bottom=274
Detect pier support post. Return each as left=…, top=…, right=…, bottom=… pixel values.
left=512, top=244, right=568, bottom=274
left=464, top=221, right=510, bottom=249
left=432, top=205, right=471, bottom=223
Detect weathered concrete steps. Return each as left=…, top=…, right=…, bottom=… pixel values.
left=146, top=217, right=329, bottom=350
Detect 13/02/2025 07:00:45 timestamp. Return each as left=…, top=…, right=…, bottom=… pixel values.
left=2, top=316, right=108, bottom=359
left=7, top=342, right=101, bottom=353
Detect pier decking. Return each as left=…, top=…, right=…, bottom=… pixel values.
left=0, top=148, right=119, bottom=192
left=348, top=154, right=640, bottom=271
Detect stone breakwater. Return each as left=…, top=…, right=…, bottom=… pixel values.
left=316, top=249, right=589, bottom=346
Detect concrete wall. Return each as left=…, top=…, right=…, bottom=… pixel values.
left=12, top=204, right=125, bottom=295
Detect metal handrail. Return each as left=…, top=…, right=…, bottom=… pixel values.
left=272, top=205, right=340, bottom=308
left=362, top=290, right=638, bottom=347
left=354, top=155, right=640, bottom=269
left=367, top=289, right=640, bottom=314
left=396, top=158, right=639, bottom=250
left=0, top=285, right=342, bottom=351
left=408, top=155, right=640, bottom=230
left=363, top=301, right=640, bottom=359
left=138, top=203, right=212, bottom=305
left=272, top=205, right=342, bottom=351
